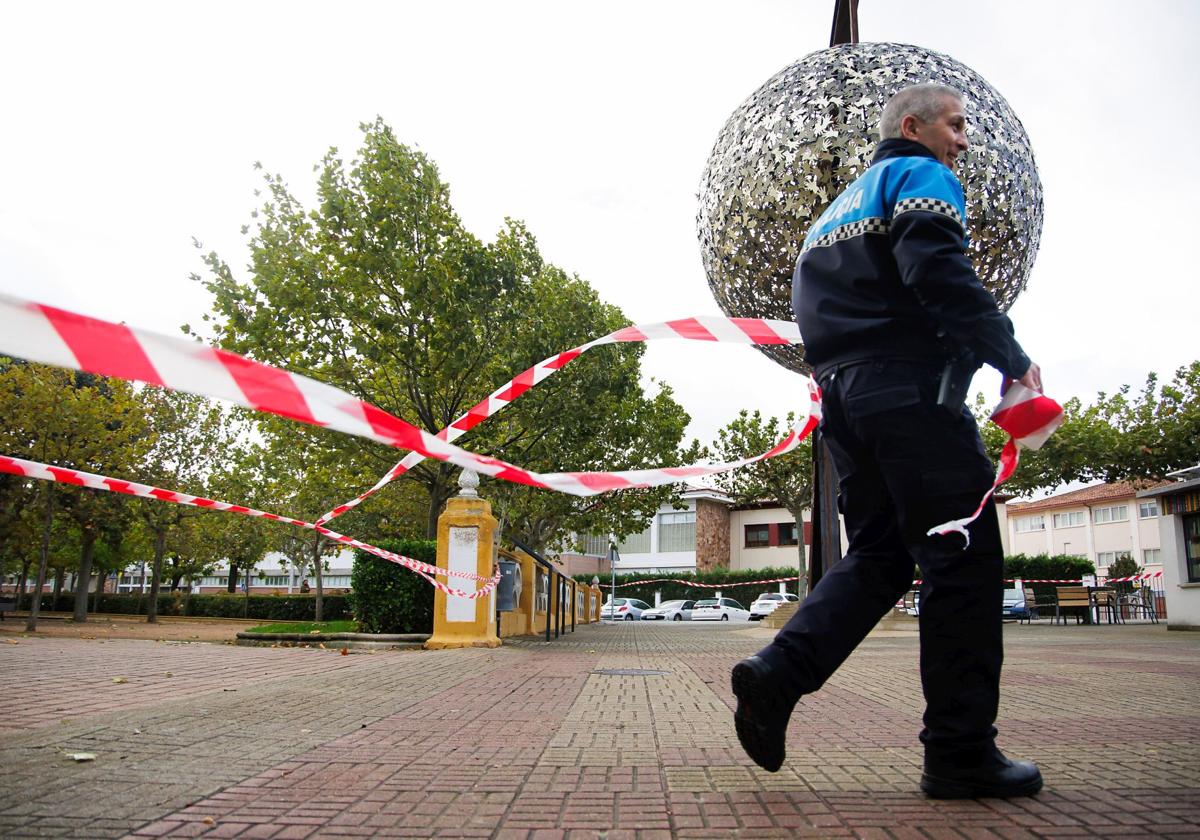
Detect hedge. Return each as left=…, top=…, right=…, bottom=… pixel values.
left=349, top=538, right=437, bottom=634
left=8, top=591, right=351, bottom=620
left=1003, top=554, right=1097, bottom=601
left=573, top=566, right=803, bottom=606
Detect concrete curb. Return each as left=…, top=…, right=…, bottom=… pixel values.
left=234, top=631, right=430, bottom=651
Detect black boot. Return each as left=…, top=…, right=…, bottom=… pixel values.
left=730, top=656, right=798, bottom=773
left=921, top=749, right=1043, bottom=799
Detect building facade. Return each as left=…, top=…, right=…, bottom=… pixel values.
left=1137, top=466, right=1200, bottom=630
left=1006, top=482, right=1166, bottom=576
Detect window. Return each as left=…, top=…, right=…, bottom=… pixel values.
left=778, top=522, right=799, bottom=546
left=1052, top=511, right=1084, bottom=528
left=1142, top=548, right=1161, bottom=566
left=1096, top=551, right=1118, bottom=568
left=1014, top=515, right=1044, bottom=533
left=1186, top=515, right=1200, bottom=583
left=535, top=569, right=549, bottom=613
left=658, top=511, right=695, bottom=553
left=1138, top=501, right=1159, bottom=519
left=745, top=524, right=770, bottom=548
left=577, top=534, right=609, bottom=557
left=1093, top=505, right=1129, bottom=524
left=260, top=576, right=289, bottom=587
left=617, top=526, right=650, bottom=555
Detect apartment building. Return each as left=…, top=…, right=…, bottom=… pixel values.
left=1006, top=481, right=1168, bottom=576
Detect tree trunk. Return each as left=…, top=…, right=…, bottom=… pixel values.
left=311, top=532, right=324, bottom=623
left=52, top=566, right=65, bottom=605
left=227, top=562, right=239, bottom=593
left=74, top=529, right=98, bottom=622
left=425, top=479, right=453, bottom=539
left=16, top=561, right=30, bottom=610
left=25, top=486, right=54, bottom=631
left=136, top=555, right=147, bottom=613
left=145, top=527, right=166, bottom=624
left=91, top=571, right=103, bottom=613
left=794, top=513, right=809, bottom=599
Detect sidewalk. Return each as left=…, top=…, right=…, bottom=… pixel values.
left=0, top=621, right=1197, bottom=838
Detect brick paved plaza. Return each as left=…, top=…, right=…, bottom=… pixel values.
left=1, top=620, right=1198, bottom=839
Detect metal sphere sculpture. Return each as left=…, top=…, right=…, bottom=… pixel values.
left=697, top=42, right=1043, bottom=373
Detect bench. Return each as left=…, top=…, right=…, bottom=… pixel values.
left=1054, top=586, right=1091, bottom=625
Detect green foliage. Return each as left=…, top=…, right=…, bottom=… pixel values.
left=573, top=566, right=802, bottom=606
left=32, top=592, right=351, bottom=620
left=348, top=539, right=437, bottom=634
left=1003, top=553, right=1097, bottom=602
left=711, top=409, right=813, bottom=587
left=976, top=361, right=1200, bottom=495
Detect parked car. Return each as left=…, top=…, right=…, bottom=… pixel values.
left=1002, top=588, right=1030, bottom=620
left=691, top=597, right=751, bottom=621
left=601, top=598, right=651, bottom=621
left=749, top=592, right=799, bottom=620
left=641, top=599, right=695, bottom=621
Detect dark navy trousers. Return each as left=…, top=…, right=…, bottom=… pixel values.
left=757, top=358, right=1005, bottom=761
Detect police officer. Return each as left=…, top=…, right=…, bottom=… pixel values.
left=730, top=83, right=1044, bottom=799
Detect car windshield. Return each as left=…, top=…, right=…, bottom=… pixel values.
left=610, top=599, right=627, bottom=606
left=1002, top=589, right=1021, bottom=601
left=660, top=600, right=686, bottom=608
left=695, top=599, right=718, bottom=606
left=757, top=593, right=783, bottom=601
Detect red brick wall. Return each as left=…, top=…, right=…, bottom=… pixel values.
left=696, top=500, right=731, bottom=571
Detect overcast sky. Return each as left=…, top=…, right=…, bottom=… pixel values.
left=2, top=1, right=1197, bottom=468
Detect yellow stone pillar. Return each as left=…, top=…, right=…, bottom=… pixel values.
left=425, top=471, right=501, bottom=650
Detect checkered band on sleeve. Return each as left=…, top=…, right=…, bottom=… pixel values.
left=893, top=197, right=964, bottom=228
left=801, top=217, right=890, bottom=253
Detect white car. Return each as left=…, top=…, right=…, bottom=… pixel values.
left=691, top=597, right=751, bottom=621
left=749, top=592, right=800, bottom=620
left=601, top=598, right=652, bottom=621
left=640, top=599, right=696, bottom=621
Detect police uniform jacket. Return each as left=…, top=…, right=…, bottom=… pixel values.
left=792, top=138, right=1031, bottom=380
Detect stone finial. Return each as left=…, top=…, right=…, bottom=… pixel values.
left=458, top=468, right=480, bottom=498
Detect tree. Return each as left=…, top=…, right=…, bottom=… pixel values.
left=975, top=361, right=1200, bottom=496
left=711, top=409, right=814, bottom=595
left=0, top=360, right=148, bottom=629
left=133, top=389, right=241, bottom=624
left=194, top=119, right=690, bottom=551
left=1104, top=553, right=1140, bottom=580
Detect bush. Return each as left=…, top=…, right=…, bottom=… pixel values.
left=1004, top=554, right=1096, bottom=602
left=574, top=566, right=803, bottom=606
left=349, top=539, right=437, bottom=634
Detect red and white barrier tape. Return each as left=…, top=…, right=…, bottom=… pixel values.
left=604, top=575, right=801, bottom=590
left=927, top=383, right=1064, bottom=546
left=316, top=317, right=804, bottom=524
left=0, top=454, right=500, bottom=600
left=0, top=294, right=817, bottom=498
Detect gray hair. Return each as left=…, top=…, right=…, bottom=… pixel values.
left=879, top=84, right=963, bottom=139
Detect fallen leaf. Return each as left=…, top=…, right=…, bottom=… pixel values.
left=66, top=753, right=96, bottom=762
left=202, top=817, right=215, bottom=826
left=112, top=677, right=128, bottom=684
left=317, top=643, right=326, bottom=649
left=164, top=672, right=173, bottom=678
left=340, top=647, right=349, bottom=655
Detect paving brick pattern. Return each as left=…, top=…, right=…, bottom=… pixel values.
left=0, top=622, right=1197, bottom=838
